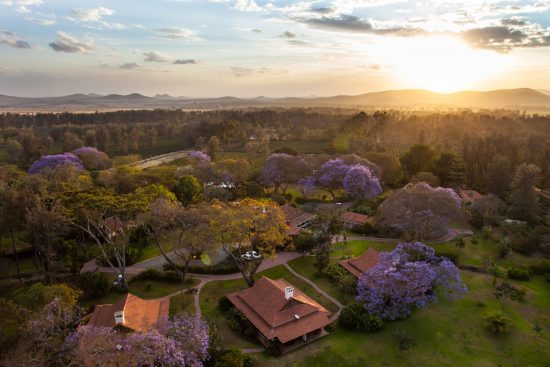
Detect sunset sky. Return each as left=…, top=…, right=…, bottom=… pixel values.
left=1, top=0, right=550, bottom=97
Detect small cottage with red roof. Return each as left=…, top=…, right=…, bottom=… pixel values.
left=88, top=293, right=170, bottom=333
left=339, top=248, right=380, bottom=278
left=227, top=276, right=332, bottom=353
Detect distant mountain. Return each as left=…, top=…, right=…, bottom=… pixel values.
left=0, top=88, right=549, bottom=111
left=538, top=89, right=550, bottom=96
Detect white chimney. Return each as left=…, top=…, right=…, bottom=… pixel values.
left=284, top=286, right=294, bottom=300
left=114, top=311, right=125, bottom=325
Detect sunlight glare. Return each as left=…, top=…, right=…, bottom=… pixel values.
left=379, top=36, right=512, bottom=93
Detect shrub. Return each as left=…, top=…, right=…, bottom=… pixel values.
left=325, top=264, right=357, bottom=294
left=132, top=268, right=182, bottom=282
left=455, top=238, right=466, bottom=248
left=76, top=272, right=111, bottom=300
left=435, top=250, right=459, bottom=264
left=352, top=222, right=377, bottom=236
left=471, top=238, right=479, bottom=245
left=218, top=347, right=253, bottom=367
left=218, top=296, right=233, bottom=312
left=529, top=260, right=550, bottom=275
left=506, top=266, right=532, bottom=281
left=494, top=282, right=526, bottom=301
left=339, top=303, right=384, bottom=332
left=484, top=310, right=512, bottom=334
left=498, top=237, right=511, bottom=258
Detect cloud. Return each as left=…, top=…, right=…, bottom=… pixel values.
left=0, top=30, right=31, bottom=49
left=369, top=64, right=381, bottom=70
left=49, top=31, right=93, bottom=53
left=26, top=17, right=55, bottom=25
left=281, top=30, right=296, bottom=38
left=251, top=28, right=262, bottom=33
left=211, top=0, right=263, bottom=12
left=3, top=0, right=43, bottom=13
left=287, top=39, right=316, bottom=47
left=155, top=27, right=199, bottom=41
left=173, top=59, right=197, bottom=65
left=119, top=62, right=140, bottom=70
left=298, top=14, right=425, bottom=36
left=229, top=66, right=288, bottom=77
left=69, top=7, right=125, bottom=29
left=461, top=22, right=550, bottom=52
left=0, top=65, right=22, bottom=76
left=143, top=51, right=170, bottom=62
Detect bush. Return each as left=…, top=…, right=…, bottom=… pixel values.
left=529, top=260, right=550, bottom=275
left=471, top=238, right=479, bottom=245
left=76, top=272, right=111, bottom=300
left=484, top=310, right=512, bottom=334
left=352, top=222, right=377, bottom=236
left=435, top=250, right=459, bottom=264
left=339, top=303, right=384, bottom=332
left=218, top=347, right=253, bottom=367
left=218, top=296, right=233, bottom=312
left=132, top=268, right=182, bottom=282
left=455, top=238, right=466, bottom=248
left=506, top=266, right=532, bottom=281
left=325, top=264, right=357, bottom=294
left=494, top=282, right=526, bottom=301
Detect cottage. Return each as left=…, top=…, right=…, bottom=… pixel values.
left=339, top=248, right=380, bottom=278
left=340, top=211, right=373, bottom=228
left=280, top=204, right=315, bottom=235
left=457, top=189, right=483, bottom=207
left=227, top=276, right=332, bottom=353
left=88, top=293, right=170, bottom=333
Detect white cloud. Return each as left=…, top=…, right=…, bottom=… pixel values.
left=26, top=17, right=55, bottom=25
left=2, top=0, right=42, bottom=13
left=69, top=7, right=126, bottom=30
left=49, top=31, right=94, bottom=53
left=0, top=65, right=23, bottom=76
left=210, top=0, right=263, bottom=12
left=155, top=27, right=200, bottom=41
left=143, top=51, right=171, bottom=62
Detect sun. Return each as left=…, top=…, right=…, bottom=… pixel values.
left=379, top=35, right=512, bottom=93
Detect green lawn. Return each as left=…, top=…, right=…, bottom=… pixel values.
left=135, top=245, right=162, bottom=263
left=252, top=271, right=550, bottom=367
left=169, top=292, right=196, bottom=316
left=331, top=239, right=396, bottom=259
left=81, top=277, right=199, bottom=310
left=199, top=265, right=340, bottom=350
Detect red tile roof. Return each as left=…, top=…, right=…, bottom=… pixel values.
left=88, top=293, right=169, bottom=333
left=339, top=248, right=380, bottom=278
left=457, top=189, right=483, bottom=204
left=227, top=276, right=332, bottom=344
left=341, top=211, right=373, bottom=226
left=280, top=205, right=315, bottom=227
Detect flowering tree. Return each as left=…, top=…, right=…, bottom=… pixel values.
left=28, top=153, right=84, bottom=175
left=357, top=242, right=467, bottom=320
left=188, top=150, right=211, bottom=163
left=259, top=153, right=310, bottom=194
left=73, top=147, right=112, bottom=171
left=378, top=182, right=462, bottom=240
left=299, top=159, right=381, bottom=200
left=64, top=314, right=209, bottom=367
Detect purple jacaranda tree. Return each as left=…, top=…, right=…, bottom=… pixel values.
left=28, top=153, right=84, bottom=175
left=378, top=182, right=463, bottom=240
left=188, top=150, right=211, bottom=163
left=73, top=147, right=112, bottom=171
left=64, top=314, right=209, bottom=367
left=259, top=153, right=310, bottom=194
left=299, top=158, right=381, bottom=200
left=343, top=164, right=382, bottom=200
left=356, top=242, right=467, bottom=320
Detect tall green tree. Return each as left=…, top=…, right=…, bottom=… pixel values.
left=508, top=163, right=541, bottom=223
left=400, top=144, right=437, bottom=178
left=486, top=154, right=513, bottom=199
left=173, top=174, right=204, bottom=206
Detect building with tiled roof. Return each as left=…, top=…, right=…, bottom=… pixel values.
left=280, top=204, right=315, bottom=235
left=457, top=189, right=483, bottom=206
left=227, top=276, right=332, bottom=353
left=339, top=248, right=380, bottom=278
left=88, top=293, right=170, bottom=333
left=340, top=211, right=373, bottom=228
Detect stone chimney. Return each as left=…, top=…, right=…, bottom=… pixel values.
left=114, top=310, right=125, bottom=325
left=284, top=286, right=294, bottom=300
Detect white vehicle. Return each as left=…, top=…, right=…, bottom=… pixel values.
left=251, top=250, right=262, bottom=259
left=241, top=252, right=252, bottom=260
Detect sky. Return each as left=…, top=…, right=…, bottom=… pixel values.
left=1, top=0, right=550, bottom=97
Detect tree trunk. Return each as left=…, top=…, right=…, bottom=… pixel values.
left=9, top=229, right=21, bottom=281
left=155, top=239, right=184, bottom=283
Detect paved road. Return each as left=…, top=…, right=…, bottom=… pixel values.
left=131, top=150, right=191, bottom=169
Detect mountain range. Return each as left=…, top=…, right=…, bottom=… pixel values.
left=1, top=88, right=550, bottom=111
